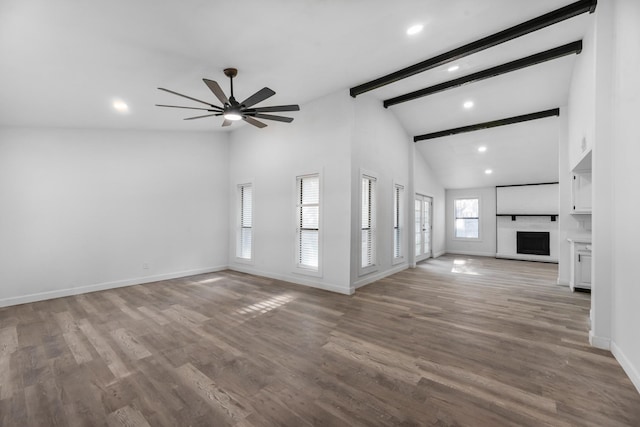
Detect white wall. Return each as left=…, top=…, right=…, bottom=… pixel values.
left=565, top=0, right=640, bottom=393
left=414, top=149, right=446, bottom=258
left=227, top=90, right=353, bottom=294
left=590, top=0, right=615, bottom=351
left=567, top=13, right=597, bottom=169
left=445, top=187, right=496, bottom=257
left=610, top=0, right=640, bottom=393
left=350, top=94, right=413, bottom=288
left=0, top=127, right=229, bottom=306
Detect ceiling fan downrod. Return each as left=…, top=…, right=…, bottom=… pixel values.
left=224, top=68, right=238, bottom=104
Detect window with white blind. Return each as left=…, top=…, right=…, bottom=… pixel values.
left=296, top=174, right=320, bottom=271
left=361, top=174, right=377, bottom=271
left=237, top=183, right=252, bottom=260
left=454, top=198, right=479, bottom=239
left=393, top=184, right=404, bottom=263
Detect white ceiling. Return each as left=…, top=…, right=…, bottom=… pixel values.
left=0, top=0, right=591, bottom=188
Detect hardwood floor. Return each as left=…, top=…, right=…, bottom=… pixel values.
left=1, top=255, right=639, bottom=426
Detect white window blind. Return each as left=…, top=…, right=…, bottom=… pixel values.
left=361, top=175, right=377, bottom=268
left=297, top=174, right=319, bottom=270
left=454, top=198, right=479, bottom=239
left=393, top=184, right=403, bottom=260
left=238, top=184, right=252, bottom=259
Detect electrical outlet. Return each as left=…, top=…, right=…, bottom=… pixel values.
left=142, top=263, right=149, bottom=270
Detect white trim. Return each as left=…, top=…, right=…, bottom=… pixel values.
left=589, top=330, right=611, bottom=350
left=445, top=250, right=497, bottom=258
left=230, top=264, right=351, bottom=295
left=433, top=250, right=446, bottom=258
left=611, top=341, right=640, bottom=394
left=352, top=262, right=408, bottom=291
left=0, top=266, right=227, bottom=308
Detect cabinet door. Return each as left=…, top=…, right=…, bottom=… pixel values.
left=572, top=172, right=592, bottom=212
left=576, top=251, right=592, bottom=289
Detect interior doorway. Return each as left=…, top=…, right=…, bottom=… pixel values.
left=415, top=194, right=432, bottom=262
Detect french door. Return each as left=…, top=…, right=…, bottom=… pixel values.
left=415, top=194, right=432, bottom=262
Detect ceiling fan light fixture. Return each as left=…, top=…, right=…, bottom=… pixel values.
left=223, top=111, right=243, bottom=121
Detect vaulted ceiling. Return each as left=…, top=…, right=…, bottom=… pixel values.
left=0, top=0, right=592, bottom=189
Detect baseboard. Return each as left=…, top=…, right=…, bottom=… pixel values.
left=556, top=277, right=570, bottom=287
left=352, top=263, right=408, bottom=291
left=589, top=330, right=611, bottom=350
left=445, top=250, right=497, bottom=258
left=0, top=265, right=228, bottom=308
left=433, top=250, right=446, bottom=258
left=611, top=341, right=640, bottom=394
left=228, top=264, right=352, bottom=295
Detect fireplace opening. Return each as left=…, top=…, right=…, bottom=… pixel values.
left=517, top=231, right=550, bottom=256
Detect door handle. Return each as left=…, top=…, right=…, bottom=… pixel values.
left=578, top=254, right=581, bottom=262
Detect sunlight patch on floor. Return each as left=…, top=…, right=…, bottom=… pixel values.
left=236, top=294, right=294, bottom=316
left=451, top=258, right=480, bottom=276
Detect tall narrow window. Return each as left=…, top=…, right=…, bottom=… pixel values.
left=361, top=175, right=377, bottom=269
left=393, top=184, right=404, bottom=261
left=454, top=198, right=479, bottom=239
left=237, top=184, right=252, bottom=259
left=297, top=174, right=320, bottom=270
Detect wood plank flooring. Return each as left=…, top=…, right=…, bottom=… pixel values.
left=1, top=255, right=639, bottom=426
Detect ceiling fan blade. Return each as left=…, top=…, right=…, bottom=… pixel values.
left=156, top=104, right=221, bottom=111
left=158, top=87, right=216, bottom=107
left=241, top=87, right=276, bottom=108
left=203, top=79, right=229, bottom=105
left=247, top=104, right=300, bottom=113
left=183, top=113, right=219, bottom=120
left=221, top=119, right=233, bottom=127
left=252, top=113, right=294, bottom=123
left=243, top=116, right=267, bottom=128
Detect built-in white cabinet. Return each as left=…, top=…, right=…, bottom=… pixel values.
left=572, top=171, right=592, bottom=213
left=568, top=239, right=592, bottom=291
left=571, top=150, right=592, bottom=214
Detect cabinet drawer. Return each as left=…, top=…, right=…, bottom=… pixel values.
left=574, top=243, right=591, bottom=252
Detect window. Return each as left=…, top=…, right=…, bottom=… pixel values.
left=296, top=174, right=320, bottom=270
left=393, top=184, right=404, bottom=262
left=237, top=183, right=252, bottom=259
left=361, top=175, right=377, bottom=269
left=454, top=198, right=479, bottom=239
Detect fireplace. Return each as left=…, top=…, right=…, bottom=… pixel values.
left=516, top=231, right=550, bottom=256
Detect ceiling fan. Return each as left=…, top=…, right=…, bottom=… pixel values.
left=156, top=68, right=300, bottom=128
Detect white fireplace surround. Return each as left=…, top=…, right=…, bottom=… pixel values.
left=496, top=216, right=559, bottom=262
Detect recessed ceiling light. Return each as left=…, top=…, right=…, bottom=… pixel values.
left=478, top=146, right=487, bottom=152
left=406, top=24, right=424, bottom=36
left=463, top=100, right=474, bottom=109
left=447, top=65, right=460, bottom=72
left=112, top=100, right=129, bottom=113
left=485, top=169, right=493, bottom=175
